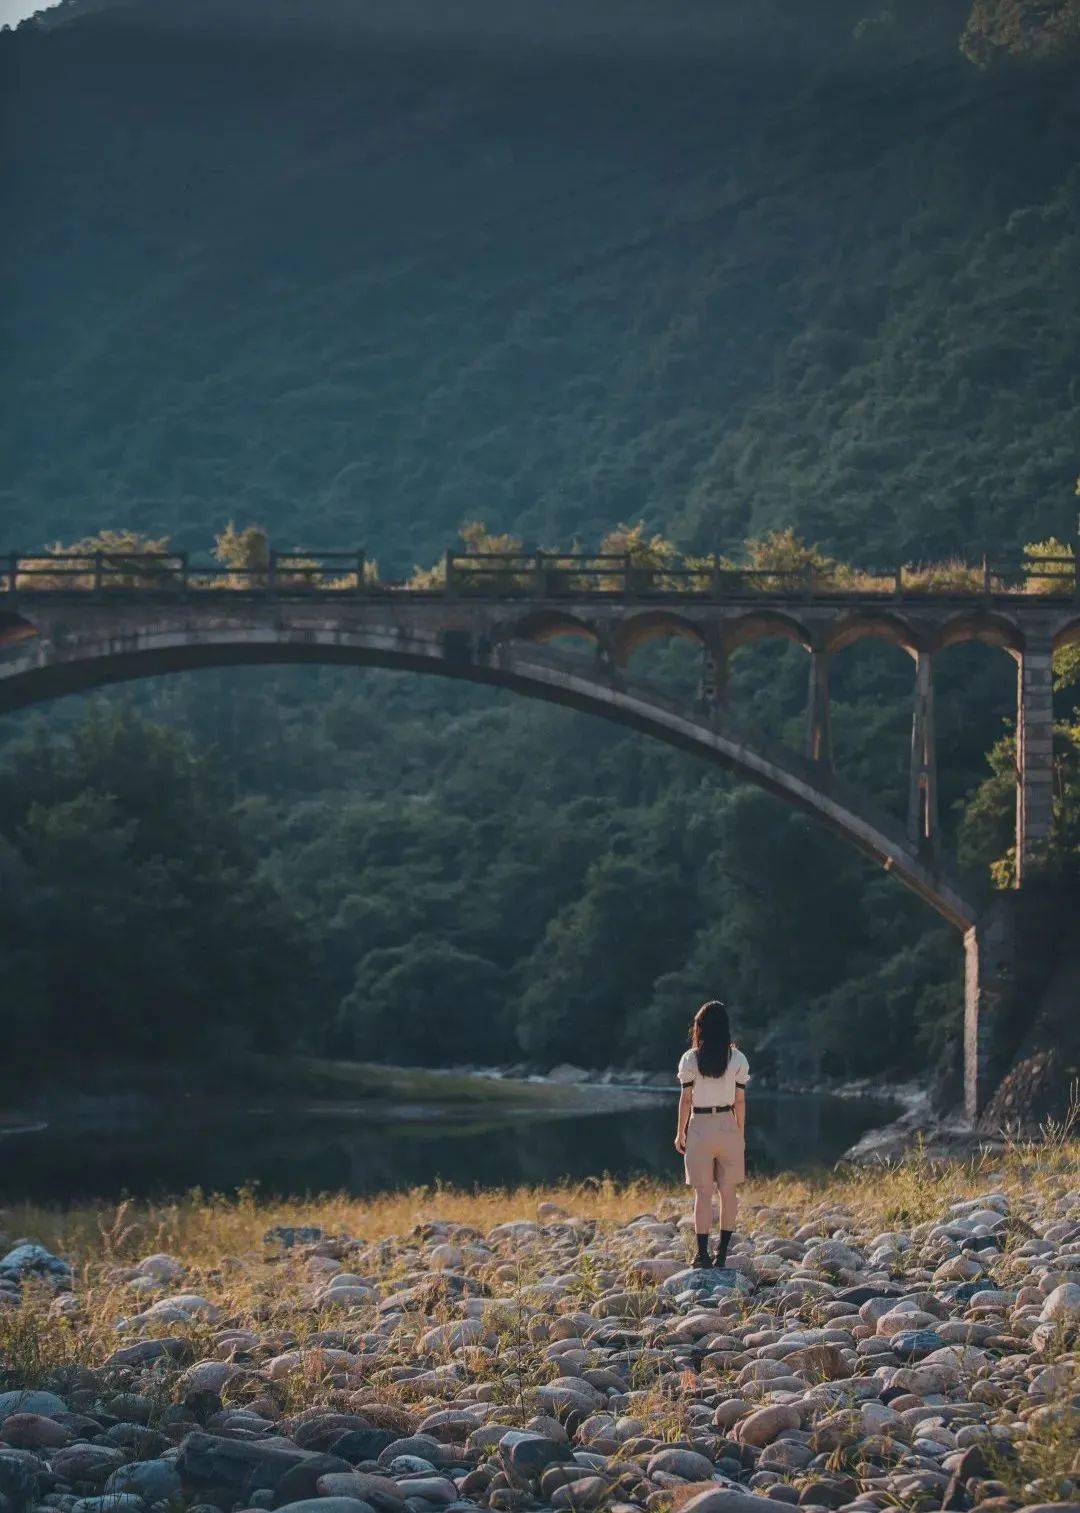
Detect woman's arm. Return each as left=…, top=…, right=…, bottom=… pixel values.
left=674, top=1087, right=693, bottom=1152
left=734, top=1085, right=746, bottom=1135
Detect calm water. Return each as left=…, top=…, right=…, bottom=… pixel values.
left=0, top=1091, right=898, bottom=1204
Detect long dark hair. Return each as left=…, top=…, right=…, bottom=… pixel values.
left=691, top=1000, right=733, bottom=1079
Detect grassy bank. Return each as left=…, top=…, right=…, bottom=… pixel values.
left=5, top=1127, right=1076, bottom=1272
left=0, top=1054, right=660, bottom=1129
left=1, top=1132, right=1077, bottom=1511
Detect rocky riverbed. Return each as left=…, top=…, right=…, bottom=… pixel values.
left=0, top=1167, right=1077, bottom=1513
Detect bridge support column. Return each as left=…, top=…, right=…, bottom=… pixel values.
left=907, top=652, right=938, bottom=857
left=1016, top=636, right=1055, bottom=884
left=699, top=648, right=728, bottom=714
left=804, top=649, right=833, bottom=768
left=964, top=896, right=1015, bottom=1121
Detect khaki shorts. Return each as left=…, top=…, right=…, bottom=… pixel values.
left=684, top=1109, right=745, bottom=1188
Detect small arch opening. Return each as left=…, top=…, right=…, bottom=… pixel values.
left=933, top=639, right=1019, bottom=866
left=619, top=618, right=707, bottom=702
left=723, top=609, right=812, bottom=654
left=724, top=629, right=810, bottom=749
left=825, top=611, right=921, bottom=657
left=935, top=611, right=1023, bottom=656
left=506, top=610, right=600, bottom=650
left=612, top=611, right=705, bottom=665
left=828, top=637, right=917, bottom=814
left=0, top=612, right=40, bottom=651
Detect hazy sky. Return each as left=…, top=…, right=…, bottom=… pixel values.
left=0, top=0, right=61, bottom=28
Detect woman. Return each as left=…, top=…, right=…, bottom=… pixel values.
left=674, top=999, right=748, bottom=1269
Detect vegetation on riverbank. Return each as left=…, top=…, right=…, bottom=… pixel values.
left=4, top=1122, right=1076, bottom=1276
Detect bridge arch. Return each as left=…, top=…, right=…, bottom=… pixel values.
left=0, top=613, right=976, bottom=936
left=0, top=611, right=39, bottom=650
left=824, top=610, right=921, bottom=657
left=935, top=610, right=1024, bottom=655
left=501, top=609, right=601, bottom=648
left=722, top=609, right=812, bottom=654
left=611, top=610, right=708, bottom=667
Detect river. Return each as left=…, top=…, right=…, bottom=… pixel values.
left=0, top=1089, right=899, bottom=1203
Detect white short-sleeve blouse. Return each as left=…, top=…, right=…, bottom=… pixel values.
left=676, top=1045, right=749, bottom=1105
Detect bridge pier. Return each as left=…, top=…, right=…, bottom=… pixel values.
left=1016, top=635, right=1055, bottom=884
left=964, top=897, right=1015, bottom=1121
left=908, top=652, right=938, bottom=858
left=804, top=649, right=833, bottom=768
left=699, top=648, right=728, bottom=713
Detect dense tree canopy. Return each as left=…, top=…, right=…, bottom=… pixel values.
left=1, top=0, right=1078, bottom=1087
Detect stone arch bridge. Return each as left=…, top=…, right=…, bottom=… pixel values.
left=1, top=548, right=1077, bottom=1118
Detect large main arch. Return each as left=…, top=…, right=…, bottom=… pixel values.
left=0, top=608, right=975, bottom=927
left=0, top=596, right=999, bottom=1111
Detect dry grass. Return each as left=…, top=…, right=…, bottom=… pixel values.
left=1, top=1134, right=1076, bottom=1408
left=5, top=1126, right=1078, bottom=1270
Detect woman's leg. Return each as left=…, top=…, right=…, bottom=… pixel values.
left=693, top=1183, right=713, bottom=1265
left=714, top=1174, right=738, bottom=1265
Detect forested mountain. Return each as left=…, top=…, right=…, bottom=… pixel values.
left=2, top=0, right=1078, bottom=1089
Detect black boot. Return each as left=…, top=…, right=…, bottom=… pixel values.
left=694, top=1232, right=711, bottom=1269
left=713, top=1229, right=734, bottom=1268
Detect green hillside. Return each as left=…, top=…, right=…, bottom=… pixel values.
left=1, top=0, right=1078, bottom=1092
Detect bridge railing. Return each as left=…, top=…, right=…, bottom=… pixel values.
left=2, top=547, right=1077, bottom=600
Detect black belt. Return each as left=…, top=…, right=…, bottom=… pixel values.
left=693, top=1104, right=733, bottom=1114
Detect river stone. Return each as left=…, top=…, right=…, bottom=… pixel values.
left=419, top=1319, right=484, bottom=1352
left=177, top=1430, right=351, bottom=1497
left=647, top=1449, right=716, bottom=1481
left=803, top=1242, right=863, bottom=1273
left=103, top=1338, right=192, bottom=1368
left=736, top=1406, right=801, bottom=1447
left=1038, top=1282, right=1080, bottom=1321
left=0, top=1395, right=68, bottom=1427
left=680, top=1491, right=779, bottom=1513
left=315, top=1474, right=405, bottom=1511
left=834, top=1286, right=902, bottom=1307
left=49, top=1447, right=127, bottom=1485
left=133, top=1253, right=184, bottom=1281
left=329, top=1431, right=399, bottom=1464
left=550, top=1476, right=610, bottom=1510
left=886, top=1363, right=958, bottom=1395
left=535, top=1379, right=604, bottom=1414
left=662, top=1268, right=751, bottom=1299
left=393, top=1476, right=458, bottom=1504
left=263, top=1227, right=326, bottom=1249
left=105, top=1462, right=182, bottom=1502
left=294, top=1415, right=372, bottom=1453
left=70, top=1498, right=147, bottom=1513
left=890, top=1330, right=945, bottom=1361
left=130, top=1293, right=221, bottom=1324
left=757, top=1441, right=813, bottom=1472
left=0, top=1415, right=71, bottom=1450
left=0, top=1449, right=44, bottom=1507
left=376, top=1438, right=444, bottom=1469
left=0, top=1245, right=71, bottom=1285
left=275, top=1501, right=375, bottom=1513
left=181, top=1361, right=241, bottom=1395
left=498, top=1431, right=566, bottom=1487
left=320, top=1286, right=375, bottom=1309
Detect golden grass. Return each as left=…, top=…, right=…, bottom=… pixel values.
left=2, top=1133, right=1076, bottom=1405
left=5, top=1127, right=1076, bottom=1273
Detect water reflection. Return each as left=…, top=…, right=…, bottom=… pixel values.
left=1, top=1092, right=898, bottom=1203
